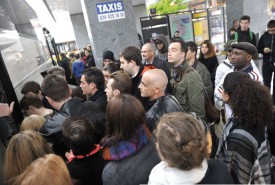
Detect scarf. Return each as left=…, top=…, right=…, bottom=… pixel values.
left=102, top=124, right=152, bottom=161
left=67, top=144, right=101, bottom=163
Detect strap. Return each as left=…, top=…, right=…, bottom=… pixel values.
left=193, top=69, right=210, bottom=100
left=234, top=32, right=238, bottom=41
left=249, top=31, right=253, bottom=41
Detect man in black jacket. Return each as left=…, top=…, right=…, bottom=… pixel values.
left=84, top=49, right=96, bottom=68
left=230, top=15, right=256, bottom=46
left=39, top=74, right=106, bottom=157
left=138, top=69, right=183, bottom=131
left=80, top=68, right=107, bottom=111
left=60, top=53, right=71, bottom=83
left=258, top=20, right=275, bottom=102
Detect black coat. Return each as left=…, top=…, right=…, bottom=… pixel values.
left=131, top=65, right=151, bottom=109
left=257, top=31, right=275, bottom=63
left=198, top=56, right=219, bottom=84
left=67, top=151, right=105, bottom=185
left=198, top=159, right=235, bottom=184
left=230, top=28, right=256, bottom=46
left=86, top=54, right=96, bottom=68
left=39, top=97, right=106, bottom=156
left=88, top=89, right=107, bottom=111
left=60, top=57, right=71, bottom=81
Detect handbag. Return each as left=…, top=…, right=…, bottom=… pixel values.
left=204, top=93, right=220, bottom=123
left=193, top=70, right=220, bottom=123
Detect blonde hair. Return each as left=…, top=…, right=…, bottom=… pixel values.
left=4, top=131, right=52, bottom=182
left=156, top=112, right=208, bottom=170
left=21, top=115, right=45, bottom=131
left=12, top=154, right=71, bottom=185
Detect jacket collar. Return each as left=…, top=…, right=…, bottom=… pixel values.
left=234, top=64, right=253, bottom=73
left=89, top=89, right=106, bottom=101
left=171, top=61, right=192, bottom=82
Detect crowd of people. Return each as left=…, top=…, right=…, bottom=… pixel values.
left=0, top=14, right=275, bottom=185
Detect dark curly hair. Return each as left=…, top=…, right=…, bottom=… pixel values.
left=223, top=72, right=273, bottom=129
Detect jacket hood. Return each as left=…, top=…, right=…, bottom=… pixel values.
left=155, top=34, right=168, bottom=52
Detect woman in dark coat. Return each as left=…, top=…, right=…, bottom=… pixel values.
left=198, top=40, right=219, bottom=87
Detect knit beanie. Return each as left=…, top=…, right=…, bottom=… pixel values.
left=103, top=50, right=115, bottom=61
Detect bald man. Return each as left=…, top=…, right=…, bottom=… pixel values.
left=138, top=69, right=183, bottom=130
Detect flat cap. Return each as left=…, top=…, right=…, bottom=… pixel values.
left=231, top=42, right=258, bottom=59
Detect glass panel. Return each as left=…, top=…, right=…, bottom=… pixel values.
left=0, top=0, right=49, bottom=88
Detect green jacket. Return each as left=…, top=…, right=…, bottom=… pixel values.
left=170, top=62, right=205, bottom=120
left=193, top=60, right=213, bottom=100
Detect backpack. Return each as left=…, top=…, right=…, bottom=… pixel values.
left=234, top=31, right=253, bottom=42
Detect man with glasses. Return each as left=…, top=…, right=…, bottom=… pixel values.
left=258, top=20, right=275, bottom=102
left=20, top=94, right=53, bottom=117
left=141, top=43, right=172, bottom=93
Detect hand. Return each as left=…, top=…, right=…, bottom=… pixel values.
left=264, top=47, right=271, bottom=53
left=0, top=102, right=14, bottom=117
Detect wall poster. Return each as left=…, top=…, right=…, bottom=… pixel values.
left=169, top=13, right=194, bottom=42
left=209, top=8, right=224, bottom=44
left=193, top=19, right=209, bottom=45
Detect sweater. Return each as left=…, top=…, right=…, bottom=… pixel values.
left=102, top=139, right=160, bottom=185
